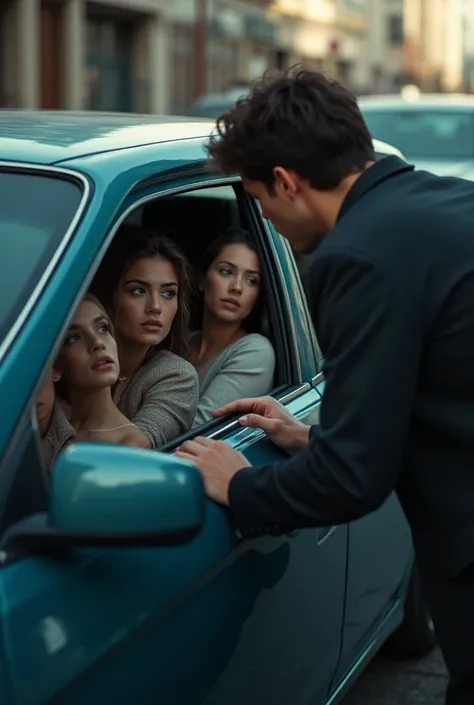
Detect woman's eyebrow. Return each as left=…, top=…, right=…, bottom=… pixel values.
left=218, top=260, right=259, bottom=275
left=124, top=278, right=149, bottom=287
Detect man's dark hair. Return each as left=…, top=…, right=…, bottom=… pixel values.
left=206, top=67, right=375, bottom=192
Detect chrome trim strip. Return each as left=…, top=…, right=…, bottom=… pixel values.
left=261, top=219, right=303, bottom=385
left=206, top=382, right=311, bottom=440
left=317, top=526, right=336, bottom=546
left=278, top=382, right=311, bottom=404
left=0, top=161, right=91, bottom=364
left=312, top=371, right=325, bottom=386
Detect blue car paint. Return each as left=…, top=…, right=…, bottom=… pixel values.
left=0, top=111, right=414, bottom=705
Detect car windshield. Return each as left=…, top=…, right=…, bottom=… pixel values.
left=0, top=171, right=84, bottom=346
left=361, top=109, right=474, bottom=160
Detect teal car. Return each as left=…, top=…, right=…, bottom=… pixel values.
left=0, top=112, right=435, bottom=705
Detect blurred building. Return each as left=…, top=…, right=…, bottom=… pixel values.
left=404, top=0, right=465, bottom=92
left=0, top=0, right=377, bottom=114
left=357, top=0, right=405, bottom=94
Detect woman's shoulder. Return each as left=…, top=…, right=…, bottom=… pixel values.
left=232, top=333, right=275, bottom=355
left=141, top=349, right=198, bottom=383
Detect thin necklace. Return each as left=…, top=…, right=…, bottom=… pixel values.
left=86, top=423, right=135, bottom=433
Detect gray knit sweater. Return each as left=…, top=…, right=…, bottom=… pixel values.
left=118, top=350, right=199, bottom=447
left=192, top=333, right=275, bottom=428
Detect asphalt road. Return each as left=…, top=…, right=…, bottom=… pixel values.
left=342, top=647, right=448, bottom=704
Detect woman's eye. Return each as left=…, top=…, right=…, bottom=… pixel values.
left=98, top=324, right=109, bottom=334
left=64, top=333, right=80, bottom=346
left=246, top=278, right=259, bottom=287
left=131, top=287, right=146, bottom=296
left=162, top=290, right=177, bottom=299
left=219, top=268, right=232, bottom=276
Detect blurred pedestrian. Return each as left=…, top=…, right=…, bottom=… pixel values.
left=176, top=68, right=474, bottom=705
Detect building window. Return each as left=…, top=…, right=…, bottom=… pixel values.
left=387, top=14, right=404, bottom=46
left=85, top=16, right=135, bottom=112
left=170, top=23, right=194, bottom=115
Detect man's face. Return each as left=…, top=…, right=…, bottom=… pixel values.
left=36, top=368, right=59, bottom=437
left=243, top=170, right=328, bottom=254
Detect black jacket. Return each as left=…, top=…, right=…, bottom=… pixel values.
left=229, top=156, right=474, bottom=578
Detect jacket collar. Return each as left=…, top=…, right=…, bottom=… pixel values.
left=337, top=156, right=414, bottom=223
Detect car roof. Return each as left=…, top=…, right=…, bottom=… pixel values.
left=0, top=110, right=215, bottom=165
left=358, top=94, right=474, bottom=111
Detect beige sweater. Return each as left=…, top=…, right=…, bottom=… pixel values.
left=118, top=349, right=199, bottom=448
left=42, top=401, right=76, bottom=472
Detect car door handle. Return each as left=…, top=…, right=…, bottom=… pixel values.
left=317, top=526, right=336, bottom=545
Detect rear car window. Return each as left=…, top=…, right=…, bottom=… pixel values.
left=362, top=109, right=474, bottom=160
left=0, top=170, right=84, bottom=344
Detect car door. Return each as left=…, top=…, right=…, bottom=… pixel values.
left=0, top=171, right=346, bottom=705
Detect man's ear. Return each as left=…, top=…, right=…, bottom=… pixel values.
left=273, top=166, right=300, bottom=199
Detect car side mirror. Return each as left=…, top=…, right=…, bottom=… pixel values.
left=4, top=443, right=206, bottom=554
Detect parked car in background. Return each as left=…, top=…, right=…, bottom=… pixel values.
left=189, top=87, right=249, bottom=119
left=359, top=93, right=474, bottom=178
left=0, top=112, right=432, bottom=705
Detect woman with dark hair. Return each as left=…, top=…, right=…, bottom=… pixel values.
left=189, top=228, right=275, bottom=427
left=57, top=293, right=149, bottom=448
left=92, top=230, right=198, bottom=447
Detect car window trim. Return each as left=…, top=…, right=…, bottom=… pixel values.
left=258, top=212, right=303, bottom=384
left=0, top=162, right=91, bottom=365
left=19, top=173, right=308, bottom=460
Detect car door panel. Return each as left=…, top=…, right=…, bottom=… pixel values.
left=313, top=376, right=414, bottom=686
left=202, top=386, right=346, bottom=705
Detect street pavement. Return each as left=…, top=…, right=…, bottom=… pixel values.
left=342, top=647, right=448, bottom=704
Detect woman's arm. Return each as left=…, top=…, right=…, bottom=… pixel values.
left=129, top=357, right=199, bottom=448
left=193, top=336, right=275, bottom=428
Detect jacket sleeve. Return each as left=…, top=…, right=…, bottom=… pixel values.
left=228, top=251, right=424, bottom=532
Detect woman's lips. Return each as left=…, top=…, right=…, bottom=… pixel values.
left=141, top=322, right=163, bottom=333
left=220, top=299, right=240, bottom=310
left=92, top=357, right=115, bottom=371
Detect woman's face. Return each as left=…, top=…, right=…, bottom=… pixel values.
left=203, top=243, right=261, bottom=324
left=113, top=256, right=179, bottom=347
left=61, top=299, right=119, bottom=390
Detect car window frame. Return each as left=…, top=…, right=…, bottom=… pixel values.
left=0, top=170, right=318, bottom=535
left=0, top=162, right=91, bottom=366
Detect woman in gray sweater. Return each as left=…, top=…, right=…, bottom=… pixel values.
left=92, top=230, right=198, bottom=447
left=189, top=229, right=275, bottom=427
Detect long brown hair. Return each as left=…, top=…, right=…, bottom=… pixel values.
left=91, top=229, right=192, bottom=358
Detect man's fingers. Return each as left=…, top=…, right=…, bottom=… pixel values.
left=239, top=414, right=283, bottom=434
left=175, top=450, right=197, bottom=463
left=177, top=436, right=216, bottom=457
left=213, top=397, right=274, bottom=418
left=176, top=438, right=208, bottom=455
